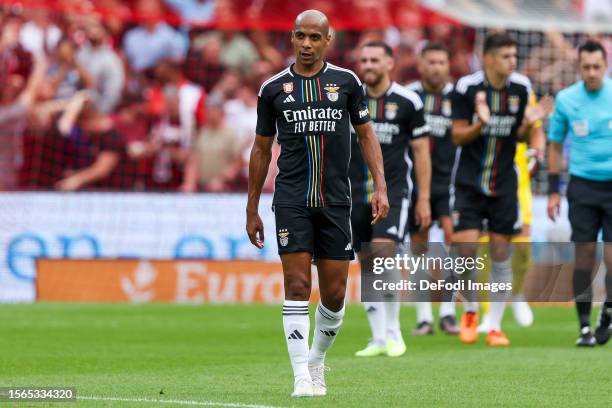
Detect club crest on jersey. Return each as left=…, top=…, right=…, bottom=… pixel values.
left=324, top=84, right=339, bottom=102
left=385, top=102, right=399, bottom=120
left=508, top=95, right=520, bottom=114
left=283, top=82, right=293, bottom=94
left=278, top=228, right=290, bottom=247
left=442, top=99, right=452, bottom=117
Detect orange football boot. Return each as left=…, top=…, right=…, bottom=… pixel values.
left=486, top=330, right=510, bottom=347
left=459, top=311, right=479, bottom=344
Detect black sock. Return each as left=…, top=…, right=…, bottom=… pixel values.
left=605, top=269, right=612, bottom=313
left=574, top=268, right=593, bottom=329
left=576, top=302, right=592, bottom=329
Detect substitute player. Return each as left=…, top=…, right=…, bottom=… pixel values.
left=246, top=10, right=389, bottom=397
left=350, top=41, right=432, bottom=357
left=406, top=42, right=459, bottom=336
left=451, top=33, right=549, bottom=346
left=548, top=40, right=612, bottom=347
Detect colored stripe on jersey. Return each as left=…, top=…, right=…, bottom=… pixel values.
left=301, top=78, right=323, bottom=103
left=362, top=95, right=380, bottom=203
left=305, top=135, right=325, bottom=207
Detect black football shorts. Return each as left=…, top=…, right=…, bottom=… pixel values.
left=273, top=205, right=354, bottom=260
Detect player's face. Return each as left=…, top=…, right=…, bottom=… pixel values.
left=488, top=46, right=517, bottom=77
left=579, top=51, right=607, bottom=92
left=291, top=25, right=330, bottom=67
left=418, top=50, right=450, bottom=88
left=358, top=46, right=393, bottom=87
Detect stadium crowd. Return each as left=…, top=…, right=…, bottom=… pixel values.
left=0, top=0, right=475, bottom=192
left=0, top=0, right=596, bottom=192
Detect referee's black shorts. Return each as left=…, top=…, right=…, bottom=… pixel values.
left=567, top=175, right=612, bottom=242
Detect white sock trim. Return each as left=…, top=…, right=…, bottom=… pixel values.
left=317, top=303, right=345, bottom=320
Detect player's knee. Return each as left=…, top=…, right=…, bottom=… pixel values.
left=285, top=278, right=311, bottom=299
left=321, top=284, right=347, bottom=310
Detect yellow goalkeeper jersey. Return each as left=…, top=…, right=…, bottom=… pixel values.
left=514, top=93, right=541, bottom=226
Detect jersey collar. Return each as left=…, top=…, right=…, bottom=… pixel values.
left=289, top=61, right=327, bottom=79
left=482, top=71, right=511, bottom=90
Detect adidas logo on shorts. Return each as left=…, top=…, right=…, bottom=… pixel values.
left=386, top=226, right=398, bottom=235
left=345, top=242, right=352, bottom=251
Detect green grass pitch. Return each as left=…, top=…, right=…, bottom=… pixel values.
left=1, top=304, right=610, bottom=407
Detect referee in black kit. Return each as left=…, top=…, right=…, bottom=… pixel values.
left=547, top=40, right=612, bottom=347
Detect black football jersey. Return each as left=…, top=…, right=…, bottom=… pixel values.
left=349, top=82, right=430, bottom=205
left=406, top=81, right=455, bottom=194
left=256, top=62, right=370, bottom=207
left=451, top=71, right=531, bottom=196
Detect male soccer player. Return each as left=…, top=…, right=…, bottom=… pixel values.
left=451, top=33, right=549, bottom=346
left=548, top=40, right=612, bottom=347
left=477, top=93, right=550, bottom=333
left=246, top=10, right=389, bottom=397
left=406, top=42, right=459, bottom=336
left=350, top=41, right=432, bottom=357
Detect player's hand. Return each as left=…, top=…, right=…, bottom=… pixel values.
left=371, top=190, right=389, bottom=225
left=55, top=175, right=83, bottom=192
left=246, top=211, right=265, bottom=248
left=547, top=192, right=561, bottom=221
left=415, top=198, right=431, bottom=231
left=524, top=95, right=554, bottom=126
left=475, top=91, right=491, bottom=125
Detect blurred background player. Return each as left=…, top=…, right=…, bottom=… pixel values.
left=477, top=91, right=551, bottom=332
left=451, top=32, right=550, bottom=347
left=247, top=10, right=388, bottom=397
left=548, top=40, right=612, bottom=347
left=406, top=42, right=459, bottom=336
left=350, top=41, right=431, bottom=357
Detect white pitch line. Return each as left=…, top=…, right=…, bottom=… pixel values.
left=78, top=396, right=284, bottom=408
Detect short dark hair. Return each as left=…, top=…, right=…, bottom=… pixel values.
left=578, top=40, right=607, bottom=60
left=483, top=33, right=517, bottom=55
left=362, top=41, right=393, bottom=58
left=420, top=42, right=450, bottom=57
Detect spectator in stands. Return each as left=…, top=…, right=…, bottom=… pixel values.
left=77, top=19, right=124, bottom=113
left=122, top=0, right=187, bottom=72
left=248, top=60, right=275, bottom=90
left=54, top=91, right=126, bottom=191
left=0, top=52, right=46, bottom=190
left=211, top=69, right=241, bottom=100
left=224, top=84, right=257, bottom=144
left=181, top=93, right=243, bottom=192
left=127, top=59, right=204, bottom=190
left=19, top=7, right=61, bottom=55
left=191, top=30, right=259, bottom=75
left=0, top=13, right=33, bottom=102
left=44, top=37, right=94, bottom=101
left=184, top=34, right=225, bottom=92
left=90, top=0, right=131, bottom=44
left=250, top=30, right=285, bottom=68
left=152, top=59, right=205, bottom=150
left=522, top=31, right=577, bottom=95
